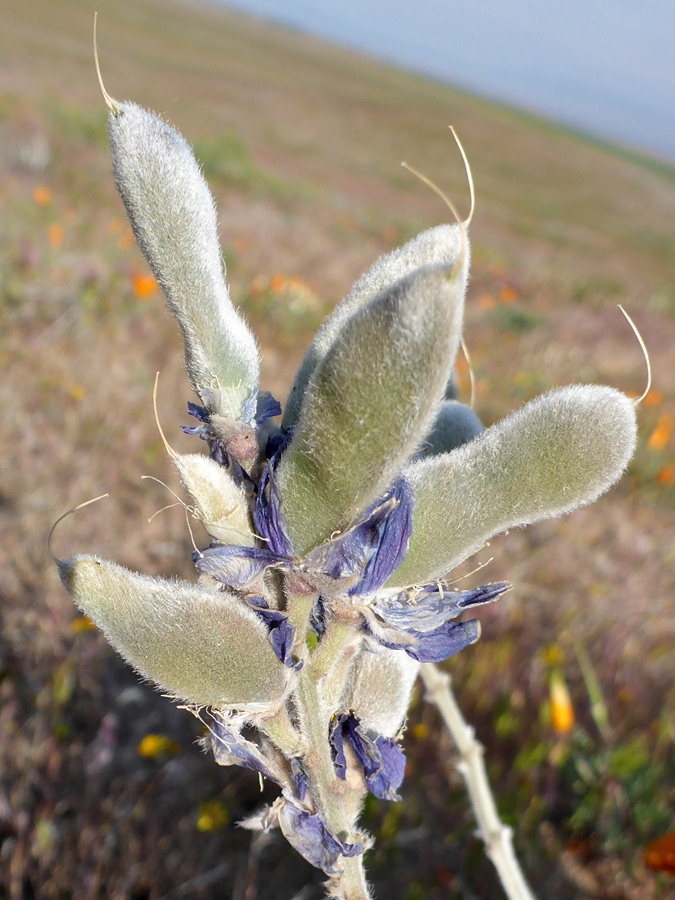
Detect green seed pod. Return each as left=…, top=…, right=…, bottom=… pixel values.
left=277, top=263, right=466, bottom=557
left=344, top=648, right=419, bottom=737
left=174, top=453, right=255, bottom=546
left=389, top=385, right=637, bottom=587
left=444, top=370, right=458, bottom=400
left=108, top=102, right=259, bottom=420
left=282, top=224, right=468, bottom=431
left=416, top=400, right=484, bottom=458
left=59, top=556, right=289, bottom=708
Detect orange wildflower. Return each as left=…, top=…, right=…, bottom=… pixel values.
left=48, top=223, right=63, bottom=249
left=71, top=615, right=96, bottom=634
left=656, top=466, right=675, bottom=486
left=499, top=285, right=517, bottom=304
left=33, top=185, right=52, bottom=206
left=644, top=831, right=675, bottom=874
left=269, top=273, right=287, bottom=293
left=648, top=414, right=674, bottom=451
left=131, top=271, right=158, bottom=299
left=550, top=672, right=574, bottom=736
left=643, top=388, right=662, bottom=408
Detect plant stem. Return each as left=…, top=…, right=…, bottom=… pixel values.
left=294, top=649, right=370, bottom=900
left=420, top=662, right=535, bottom=900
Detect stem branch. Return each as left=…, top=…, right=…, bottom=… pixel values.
left=420, top=662, right=535, bottom=900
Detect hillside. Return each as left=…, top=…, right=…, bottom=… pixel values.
left=1, top=0, right=674, bottom=898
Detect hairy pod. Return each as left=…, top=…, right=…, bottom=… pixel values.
left=174, top=453, right=255, bottom=546
left=108, top=102, right=259, bottom=420
left=277, top=263, right=465, bottom=557
left=282, top=224, right=468, bottom=430
left=344, top=648, right=419, bottom=737
left=389, top=385, right=637, bottom=587
left=416, top=400, right=484, bottom=458
left=59, top=556, right=289, bottom=708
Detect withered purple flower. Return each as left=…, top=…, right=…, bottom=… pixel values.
left=329, top=712, right=406, bottom=801
left=278, top=797, right=365, bottom=876
left=363, top=581, right=510, bottom=662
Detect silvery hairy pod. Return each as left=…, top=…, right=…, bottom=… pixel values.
left=108, top=101, right=259, bottom=422
left=277, top=261, right=466, bottom=557
left=173, top=453, right=256, bottom=546
left=282, top=223, right=468, bottom=431
left=58, top=555, right=290, bottom=709
left=343, top=647, right=420, bottom=737
left=389, top=385, right=637, bottom=588
left=415, top=399, right=484, bottom=458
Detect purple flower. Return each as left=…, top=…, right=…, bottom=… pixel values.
left=254, top=390, right=282, bottom=423
left=181, top=401, right=250, bottom=484
left=289, top=757, right=309, bottom=801
left=278, top=796, right=363, bottom=875
left=329, top=712, right=406, bottom=801
left=244, top=595, right=302, bottom=670
left=305, top=476, right=414, bottom=596
left=193, top=544, right=292, bottom=589
left=207, top=714, right=284, bottom=785
left=254, top=456, right=295, bottom=557
left=365, top=582, right=509, bottom=663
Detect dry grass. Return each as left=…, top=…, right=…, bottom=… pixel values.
left=1, top=0, right=674, bottom=897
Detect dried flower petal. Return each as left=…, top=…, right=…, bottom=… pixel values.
left=193, top=544, right=292, bottom=589
left=329, top=713, right=406, bottom=801
left=304, top=476, right=413, bottom=595
left=278, top=797, right=363, bottom=875
left=207, top=714, right=284, bottom=784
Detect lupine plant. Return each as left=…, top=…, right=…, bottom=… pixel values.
left=52, top=45, right=638, bottom=900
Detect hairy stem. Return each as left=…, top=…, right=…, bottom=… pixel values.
left=420, top=662, right=535, bottom=900
left=294, top=640, right=370, bottom=899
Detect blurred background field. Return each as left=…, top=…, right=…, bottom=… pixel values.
left=1, top=0, right=674, bottom=897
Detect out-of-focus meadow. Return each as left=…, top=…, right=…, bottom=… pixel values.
left=1, top=0, right=674, bottom=897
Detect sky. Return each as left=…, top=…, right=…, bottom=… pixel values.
left=212, top=0, right=675, bottom=161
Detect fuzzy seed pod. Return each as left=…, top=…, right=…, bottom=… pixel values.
left=277, top=263, right=465, bottom=557
left=282, top=224, right=468, bottom=431
left=416, top=400, right=484, bottom=458
left=444, top=370, right=458, bottom=400
left=174, top=453, right=255, bottom=546
left=344, top=648, right=419, bottom=737
left=59, top=555, right=289, bottom=708
left=108, top=102, right=259, bottom=420
left=389, top=385, right=637, bottom=587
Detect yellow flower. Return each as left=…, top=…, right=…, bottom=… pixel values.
left=137, top=733, right=180, bottom=758
left=196, top=800, right=228, bottom=832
